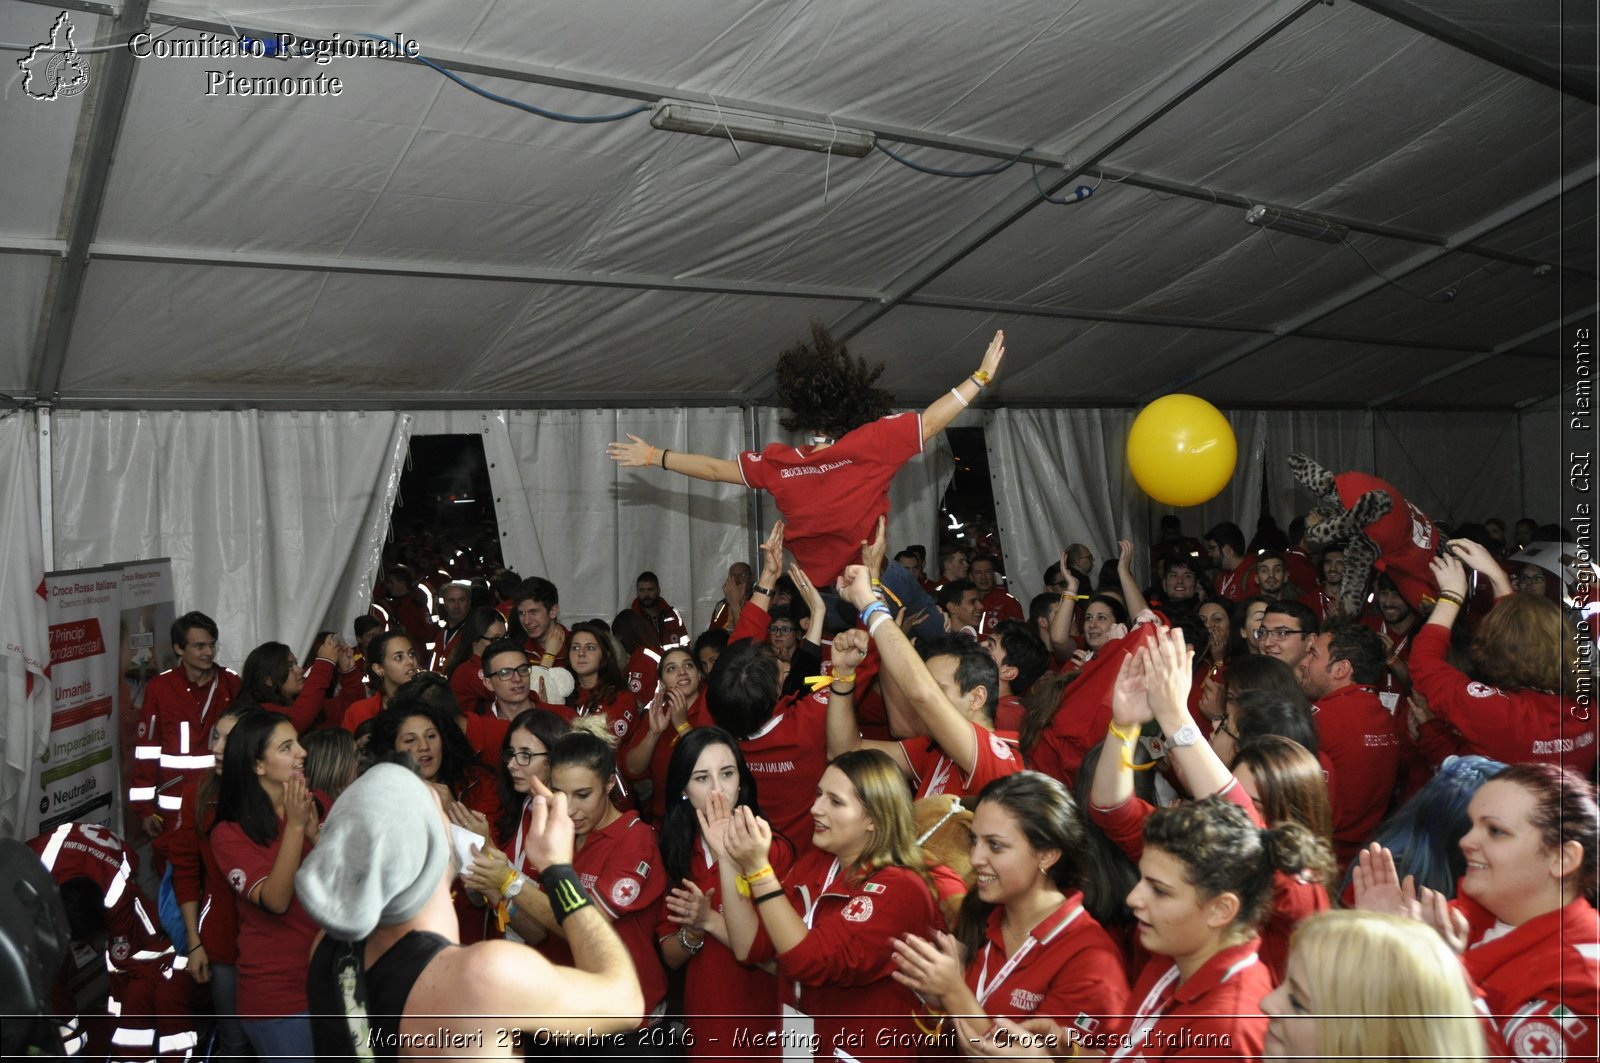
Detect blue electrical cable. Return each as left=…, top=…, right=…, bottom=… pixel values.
left=873, top=141, right=1032, bottom=178
left=357, top=34, right=650, bottom=123
left=1030, top=163, right=1094, bottom=205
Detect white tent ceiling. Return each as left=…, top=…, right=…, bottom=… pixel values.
left=2, top=0, right=1594, bottom=412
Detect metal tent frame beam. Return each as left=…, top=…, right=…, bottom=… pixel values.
left=811, top=0, right=1325, bottom=356
left=1367, top=307, right=1599, bottom=407
left=27, top=0, right=152, bottom=404
left=1353, top=0, right=1597, bottom=104
left=1141, top=161, right=1599, bottom=402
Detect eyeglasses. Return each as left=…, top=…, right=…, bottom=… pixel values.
left=1252, top=626, right=1305, bottom=641
left=1511, top=572, right=1546, bottom=586
left=489, top=664, right=533, bottom=680
left=502, top=749, right=548, bottom=766
left=768, top=625, right=797, bottom=636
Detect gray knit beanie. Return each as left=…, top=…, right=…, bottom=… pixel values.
left=295, top=763, right=450, bottom=941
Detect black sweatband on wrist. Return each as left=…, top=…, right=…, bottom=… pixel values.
left=752, top=888, right=787, bottom=905
left=752, top=584, right=773, bottom=597
left=542, top=864, right=592, bottom=925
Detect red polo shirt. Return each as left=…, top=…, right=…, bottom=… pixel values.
left=966, top=894, right=1128, bottom=1029
left=1311, top=683, right=1400, bottom=865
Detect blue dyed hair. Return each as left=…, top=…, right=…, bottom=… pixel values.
left=1339, top=754, right=1505, bottom=898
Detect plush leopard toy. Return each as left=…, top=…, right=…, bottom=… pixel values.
left=1289, top=453, right=1441, bottom=616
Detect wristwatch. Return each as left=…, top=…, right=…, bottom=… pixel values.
left=1169, top=722, right=1203, bottom=749
left=503, top=872, right=525, bottom=899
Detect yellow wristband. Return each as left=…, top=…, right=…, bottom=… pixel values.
left=675, top=721, right=692, bottom=737
left=498, top=868, right=518, bottom=897
left=736, top=865, right=776, bottom=898
left=1107, top=721, right=1141, bottom=743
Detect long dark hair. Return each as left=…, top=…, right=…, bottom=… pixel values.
left=956, top=773, right=1089, bottom=960
left=197, top=703, right=257, bottom=817
left=566, top=619, right=627, bottom=711
left=1072, top=742, right=1143, bottom=930
left=369, top=700, right=481, bottom=796
left=444, top=607, right=506, bottom=681
left=660, top=727, right=765, bottom=882
left=213, top=710, right=294, bottom=846
left=238, top=642, right=296, bottom=708
left=494, top=707, right=571, bottom=843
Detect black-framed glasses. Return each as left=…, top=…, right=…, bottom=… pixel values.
left=502, top=749, right=548, bottom=766
left=768, top=625, right=798, bottom=636
left=1511, top=572, right=1547, bottom=586
left=1253, top=626, right=1305, bottom=641
left=489, top=664, right=533, bottom=680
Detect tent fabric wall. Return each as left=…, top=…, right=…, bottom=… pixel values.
left=984, top=407, right=1152, bottom=604
left=0, top=412, right=50, bottom=838
left=49, top=410, right=409, bottom=672
left=490, top=408, right=749, bottom=633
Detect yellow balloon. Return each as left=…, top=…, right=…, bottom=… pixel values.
left=1126, top=395, right=1237, bottom=506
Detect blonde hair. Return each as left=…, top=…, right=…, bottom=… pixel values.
left=830, top=750, right=932, bottom=895
left=1291, top=911, right=1486, bottom=1063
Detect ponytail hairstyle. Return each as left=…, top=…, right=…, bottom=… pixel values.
left=1072, top=742, right=1142, bottom=931
left=1490, top=762, right=1599, bottom=903
left=547, top=730, right=619, bottom=798
left=956, top=772, right=1088, bottom=960
left=1142, top=795, right=1332, bottom=943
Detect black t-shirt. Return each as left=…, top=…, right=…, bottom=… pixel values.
left=307, top=930, right=453, bottom=1060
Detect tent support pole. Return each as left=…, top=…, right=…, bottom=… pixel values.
left=37, top=407, right=54, bottom=570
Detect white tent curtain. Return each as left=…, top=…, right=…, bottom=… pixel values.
left=491, top=408, right=748, bottom=633
left=0, top=412, right=50, bottom=838
left=1151, top=409, right=1270, bottom=554
left=756, top=407, right=957, bottom=577
left=49, top=410, right=410, bottom=672
left=1259, top=410, right=1377, bottom=530
left=984, top=407, right=1153, bottom=603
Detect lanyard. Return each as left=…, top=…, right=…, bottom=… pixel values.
left=1108, top=965, right=1179, bottom=1061
left=974, top=904, right=1083, bottom=1006
left=802, top=859, right=841, bottom=929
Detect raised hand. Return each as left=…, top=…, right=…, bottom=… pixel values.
left=696, top=788, right=734, bottom=861
left=837, top=563, right=879, bottom=611
left=643, top=691, right=672, bottom=737
left=758, top=521, right=787, bottom=587
left=723, top=805, right=773, bottom=876
left=1143, top=628, right=1194, bottom=722
left=977, top=330, right=1006, bottom=380
left=465, top=843, right=513, bottom=899
left=1350, top=842, right=1421, bottom=919
left=606, top=434, right=656, bottom=468
left=1111, top=650, right=1154, bottom=728
left=790, top=563, right=825, bottom=615
left=521, top=775, right=574, bottom=871
left=1418, top=885, right=1470, bottom=954
left=861, top=516, right=889, bottom=575
left=1428, top=553, right=1469, bottom=600
left=830, top=628, right=870, bottom=677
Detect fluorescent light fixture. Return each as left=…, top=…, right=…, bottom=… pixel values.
left=650, top=99, right=875, bottom=157
left=1244, top=203, right=1349, bottom=244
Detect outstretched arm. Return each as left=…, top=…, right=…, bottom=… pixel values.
left=608, top=434, right=743, bottom=484
left=921, top=331, right=1006, bottom=442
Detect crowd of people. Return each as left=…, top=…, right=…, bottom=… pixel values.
left=27, top=323, right=1597, bottom=1061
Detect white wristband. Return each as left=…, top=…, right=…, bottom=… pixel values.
left=867, top=612, right=893, bottom=637
left=948, top=387, right=969, bottom=409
